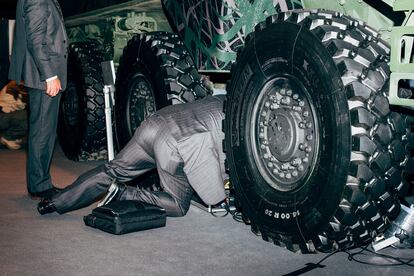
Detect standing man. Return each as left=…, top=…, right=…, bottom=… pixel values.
left=9, top=0, right=68, bottom=198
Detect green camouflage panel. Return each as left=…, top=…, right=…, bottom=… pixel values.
left=162, top=0, right=302, bottom=71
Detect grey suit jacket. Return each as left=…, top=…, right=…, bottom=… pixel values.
left=8, top=0, right=68, bottom=91
left=151, top=95, right=227, bottom=205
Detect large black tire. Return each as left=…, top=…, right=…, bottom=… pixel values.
left=224, top=10, right=413, bottom=253
left=58, top=43, right=107, bottom=161
left=115, top=31, right=209, bottom=148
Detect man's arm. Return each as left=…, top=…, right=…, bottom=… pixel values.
left=23, top=0, right=61, bottom=96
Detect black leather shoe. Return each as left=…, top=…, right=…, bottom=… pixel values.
left=30, top=187, right=62, bottom=200
left=37, top=198, right=57, bottom=215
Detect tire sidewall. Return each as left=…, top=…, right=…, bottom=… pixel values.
left=58, top=45, right=86, bottom=159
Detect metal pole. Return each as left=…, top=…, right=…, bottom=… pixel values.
left=103, top=85, right=115, bottom=161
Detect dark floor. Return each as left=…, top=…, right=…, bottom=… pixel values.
left=0, top=145, right=413, bottom=276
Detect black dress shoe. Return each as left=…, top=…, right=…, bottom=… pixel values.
left=30, top=187, right=62, bottom=199
left=37, top=198, right=57, bottom=215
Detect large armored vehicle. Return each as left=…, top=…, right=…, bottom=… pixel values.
left=58, top=0, right=414, bottom=253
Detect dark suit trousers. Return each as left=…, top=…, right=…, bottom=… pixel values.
left=27, top=87, right=61, bottom=193
left=52, top=115, right=192, bottom=217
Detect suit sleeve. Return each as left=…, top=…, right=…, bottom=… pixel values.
left=23, top=0, right=55, bottom=81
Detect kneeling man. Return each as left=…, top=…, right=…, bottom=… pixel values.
left=38, top=95, right=227, bottom=217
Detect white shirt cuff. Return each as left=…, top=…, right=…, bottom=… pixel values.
left=46, top=76, right=58, bottom=82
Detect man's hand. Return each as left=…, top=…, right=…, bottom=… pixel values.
left=46, top=78, right=62, bottom=97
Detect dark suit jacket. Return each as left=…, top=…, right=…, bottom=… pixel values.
left=8, top=0, right=68, bottom=91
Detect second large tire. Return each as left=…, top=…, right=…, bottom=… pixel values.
left=115, top=32, right=210, bottom=148
left=224, top=10, right=413, bottom=253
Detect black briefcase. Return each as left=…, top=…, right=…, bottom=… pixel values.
left=83, top=200, right=166, bottom=235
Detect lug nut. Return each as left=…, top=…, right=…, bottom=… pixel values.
left=306, top=135, right=313, bottom=141
left=267, top=162, right=273, bottom=168
left=285, top=173, right=292, bottom=179
left=299, top=122, right=305, bottom=129
left=306, top=122, right=312, bottom=128
left=291, top=158, right=302, bottom=166
left=303, top=157, right=309, bottom=163
left=299, top=143, right=305, bottom=151
left=293, top=94, right=299, bottom=100
left=305, top=146, right=312, bottom=153
left=292, top=170, right=298, bottom=177
left=299, top=100, right=305, bottom=107
left=281, top=97, right=291, bottom=105
left=303, top=111, right=309, bottom=117
left=298, top=165, right=304, bottom=172
left=269, top=95, right=277, bottom=104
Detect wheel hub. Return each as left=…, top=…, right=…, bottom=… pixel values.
left=267, top=109, right=298, bottom=162
left=252, top=78, right=318, bottom=191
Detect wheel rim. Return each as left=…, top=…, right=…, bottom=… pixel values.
left=251, top=76, right=319, bottom=192
left=126, top=74, right=156, bottom=136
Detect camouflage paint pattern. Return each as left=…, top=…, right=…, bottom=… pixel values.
left=162, top=0, right=302, bottom=71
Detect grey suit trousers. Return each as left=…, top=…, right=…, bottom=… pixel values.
left=53, top=96, right=227, bottom=216
left=27, top=87, right=61, bottom=193
left=53, top=116, right=188, bottom=216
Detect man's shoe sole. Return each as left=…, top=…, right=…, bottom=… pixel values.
left=97, top=182, right=119, bottom=207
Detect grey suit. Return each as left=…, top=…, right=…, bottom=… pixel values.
left=8, top=0, right=68, bottom=194
left=52, top=96, right=227, bottom=216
